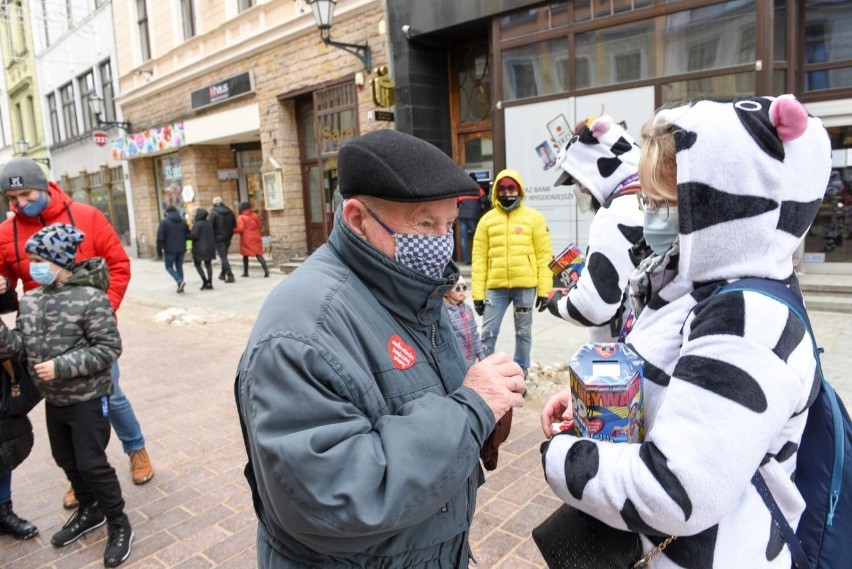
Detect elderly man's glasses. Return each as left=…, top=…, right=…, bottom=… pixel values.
left=637, top=192, right=671, bottom=219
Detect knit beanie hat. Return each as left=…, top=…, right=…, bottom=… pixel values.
left=0, top=157, right=49, bottom=193
left=25, top=223, right=84, bottom=270
left=239, top=201, right=250, bottom=213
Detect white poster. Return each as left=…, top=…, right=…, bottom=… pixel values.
left=504, top=87, right=656, bottom=256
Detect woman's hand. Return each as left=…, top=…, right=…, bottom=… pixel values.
left=541, top=387, right=574, bottom=439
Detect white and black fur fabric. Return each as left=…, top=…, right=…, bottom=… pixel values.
left=542, top=96, right=831, bottom=568
left=552, top=116, right=645, bottom=341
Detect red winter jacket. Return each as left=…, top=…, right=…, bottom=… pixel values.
left=235, top=209, right=264, bottom=257
left=0, top=182, right=130, bottom=312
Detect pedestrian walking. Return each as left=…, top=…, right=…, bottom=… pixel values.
left=190, top=208, right=216, bottom=290
left=209, top=197, right=236, bottom=283
left=235, top=202, right=269, bottom=278
left=156, top=205, right=190, bottom=293
left=457, top=175, right=486, bottom=265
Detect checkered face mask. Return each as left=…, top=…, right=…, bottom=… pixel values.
left=365, top=206, right=454, bottom=280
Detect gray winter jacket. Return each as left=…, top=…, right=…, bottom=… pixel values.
left=236, top=209, right=495, bottom=568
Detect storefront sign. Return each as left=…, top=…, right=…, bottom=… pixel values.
left=92, top=130, right=109, bottom=147
left=371, top=66, right=396, bottom=108
left=374, top=111, right=395, bottom=122
left=190, top=71, right=255, bottom=111
left=217, top=168, right=239, bottom=181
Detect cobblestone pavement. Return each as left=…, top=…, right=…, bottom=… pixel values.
left=1, top=257, right=850, bottom=568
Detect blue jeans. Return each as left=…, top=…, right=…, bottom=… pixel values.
left=458, top=218, right=478, bottom=264
left=480, top=287, right=536, bottom=373
left=110, top=361, right=145, bottom=454
left=164, top=252, right=185, bottom=285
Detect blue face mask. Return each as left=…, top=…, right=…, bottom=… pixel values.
left=643, top=209, right=680, bottom=255
left=29, top=262, right=58, bottom=285
left=17, top=191, right=49, bottom=217
left=364, top=206, right=455, bottom=280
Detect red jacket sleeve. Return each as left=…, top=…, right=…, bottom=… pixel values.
left=89, top=209, right=131, bottom=312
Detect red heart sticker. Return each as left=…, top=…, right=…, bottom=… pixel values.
left=586, top=418, right=604, bottom=435
left=515, top=226, right=523, bottom=234
left=388, top=335, right=417, bottom=370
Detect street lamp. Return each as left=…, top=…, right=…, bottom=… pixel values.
left=87, top=94, right=132, bottom=132
left=16, top=139, right=51, bottom=168
left=306, top=0, right=371, bottom=71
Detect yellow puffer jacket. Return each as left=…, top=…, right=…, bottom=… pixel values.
left=471, top=169, right=553, bottom=301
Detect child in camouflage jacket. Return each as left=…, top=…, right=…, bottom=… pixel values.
left=0, top=223, right=133, bottom=567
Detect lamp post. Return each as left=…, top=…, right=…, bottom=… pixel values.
left=17, top=139, right=51, bottom=168
left=306, top=0, right=371, bottom=71
left=87, top=94, right=132, bottom=132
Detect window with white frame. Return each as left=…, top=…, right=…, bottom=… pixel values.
left=99, top=60, right=116, bottom=122
left=60, top=83, right=79, bottom=138
left=181, top=0, right=196, bottom=40
left=238, top=0, right=256, bottom=13
left=78, top=70, right=96, bottom=132
left=137, top=0, right=151, bottom=61
left=7, top=1, right=27, bottom=56
left=47, top=93, right=61, bottom=143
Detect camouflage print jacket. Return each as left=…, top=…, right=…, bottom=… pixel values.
left=0, top=257, right=121, bottom=406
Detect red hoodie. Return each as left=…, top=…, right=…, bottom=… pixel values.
left=0, top=181, right=130, bottom=312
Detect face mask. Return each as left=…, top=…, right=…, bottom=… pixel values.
left=30, top=262, right=58, bottom=285
left=643, top=209, right=680, bottom=255
left=498, top=195, right=519, bottom=209
left=365, top=206, right=455, bottom=280
left=17, top=191, right=49, bottom=217
left=573, top=186, right=594, bottom=214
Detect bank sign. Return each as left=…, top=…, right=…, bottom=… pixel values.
left=191, top=71, right=255, bottom=111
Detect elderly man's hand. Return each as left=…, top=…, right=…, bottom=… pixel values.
left=461, top=352, right=525, bottom=422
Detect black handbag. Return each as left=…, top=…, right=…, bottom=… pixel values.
left=0, top=359, right=42, bottom=418
left=532, top=504, right=676, bottom=569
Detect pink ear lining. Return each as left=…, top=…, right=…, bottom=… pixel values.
left=769, top=95, right=808, bottom=142
left=590, top=120, right=610, bottom=138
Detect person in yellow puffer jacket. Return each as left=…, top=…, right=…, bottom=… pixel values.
left=471, top=168, right=553, bottom=376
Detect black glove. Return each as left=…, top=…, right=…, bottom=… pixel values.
left=474, top=300, right=485, bottom=316
left=535, top=296, right=548, bottom=312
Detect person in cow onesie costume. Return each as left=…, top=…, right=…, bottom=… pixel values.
left=547, top=115, right=647, bottom=341
left=540, top=95, right=829, bottom=568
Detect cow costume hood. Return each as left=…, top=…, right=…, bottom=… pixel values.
left=553, top=115, right=642, bottom=206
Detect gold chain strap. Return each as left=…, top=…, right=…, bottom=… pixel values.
left=633, top=535, right=677, bottom=569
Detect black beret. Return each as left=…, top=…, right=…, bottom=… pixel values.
left=338, top=130, right=480, bottom=202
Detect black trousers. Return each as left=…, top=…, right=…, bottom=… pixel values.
left=46, top=398, right=125, bottom=519
left=216, top=241, right=233, bottom=277
left=242, top=255, right=269, bottom=275
left=194, top=259, right=213, bottom=283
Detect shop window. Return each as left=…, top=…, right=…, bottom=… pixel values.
left=499, top=9, right=540, bottom=40
left=661, top=71, right=755, bottom=102
left=154, top=154, right=183, bottom=214
left=109, top=167, right=131, bottom=246
left=575, top=0, right=649, bottom=22
left=456, top=44, right=491, bottom=125
left=803, top=0, right=852, bottom=93
left=575, top=21, right=651, bottom=89
left=502, top=38, right=569, bottom=101
left=613, top=51, right=641, bottom=83
left=774, top=0, right=787, bottom=61
left=575, top=57, right=592, bottom=89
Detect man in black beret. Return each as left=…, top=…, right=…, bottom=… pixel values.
left=236, top=129, right=527, bottom=568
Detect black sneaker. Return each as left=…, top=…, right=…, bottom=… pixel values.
left=51, top=505, right=106, bottom=547
left=103, top=515, right=133, bottom=567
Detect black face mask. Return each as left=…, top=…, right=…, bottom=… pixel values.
left=498, top=195, right=519, bottom=208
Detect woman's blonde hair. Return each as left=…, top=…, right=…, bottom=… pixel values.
left=638, top=115, right=679, bottom=203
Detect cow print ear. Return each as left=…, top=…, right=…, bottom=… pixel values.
left=669, top=128, right=697, bottom=152
left=591, top=120, right=611, bottom=138
left=734, top=98, right=784, bottom=161
left=769, top=95, right=808, bottom=142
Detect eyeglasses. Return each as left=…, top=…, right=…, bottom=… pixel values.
left=453, top=284, right=467, bottom=292
left=637, top=192, right=671, bottom=219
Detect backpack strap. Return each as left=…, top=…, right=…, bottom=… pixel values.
left=714, top=278, right=834, bottom=569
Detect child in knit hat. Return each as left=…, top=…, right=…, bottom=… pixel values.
left=0, top=223, right=133, bottom=567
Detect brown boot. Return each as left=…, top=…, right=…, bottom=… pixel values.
left=63, top=486, right=78, bottom=510
left=129, top=448, right=154, bottom=485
